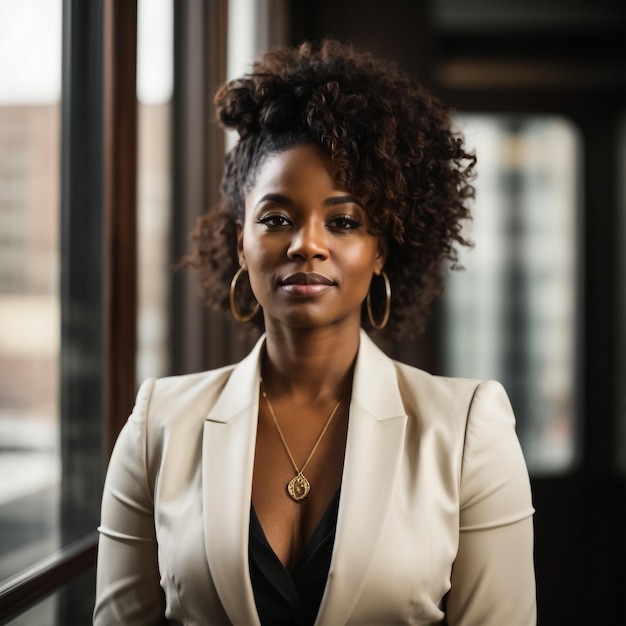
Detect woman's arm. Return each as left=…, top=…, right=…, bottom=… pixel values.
left=446, top=380, right=536, bottom=625
left=93, top=379, right=167, bottom=625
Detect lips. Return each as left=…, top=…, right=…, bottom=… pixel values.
left=280, top=272, right=335, bottom=286
left=279, top=272, right=336, bottom=296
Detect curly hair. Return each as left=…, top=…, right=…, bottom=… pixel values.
left=184, top=39, right=475, bottom=338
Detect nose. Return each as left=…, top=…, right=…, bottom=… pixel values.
left=287, top=220, right=329, bottom=261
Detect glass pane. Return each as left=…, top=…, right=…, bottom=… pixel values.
left=0, top=0, right=62, bottom=580
left=136, top=0, right=173, bottom=382
left=443, top=114, right=581, bottom=475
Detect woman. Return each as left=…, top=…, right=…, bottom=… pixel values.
left=94, top=40, right=536, bottom=625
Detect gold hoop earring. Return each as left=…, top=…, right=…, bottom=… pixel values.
left=230, top=267, right=260, bottom=323
left=366, top=270, right=391, bottom=330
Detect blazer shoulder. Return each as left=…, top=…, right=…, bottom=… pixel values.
left=391, top=361, right=520, bottom=458
left=125, top=365, right=237, bottom=444
left=391, top=360, right=487, bottom=437
left=393, top=359, right=481, bottom=407
left=152, top=364, right=237, bottom=397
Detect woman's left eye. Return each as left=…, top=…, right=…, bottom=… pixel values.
left=328, top=215, right=362, bottom=230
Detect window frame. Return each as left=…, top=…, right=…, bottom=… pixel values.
left=0, top=0, right=138, bottom=620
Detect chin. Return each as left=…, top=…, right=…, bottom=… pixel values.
left=280, top=315, right=328, bottom=330
left=271, top=309, right=360, bottom=332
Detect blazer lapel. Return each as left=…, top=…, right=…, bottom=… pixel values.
left=315, top=331, right=408, bottom=626
left=201, top=331, right=407, bottom=626
left=202, top=336, right=265, bottom=626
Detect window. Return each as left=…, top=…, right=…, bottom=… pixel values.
left=1, top=1, right=137, bottom=622
left=443, top=114, right=582, bottom=474
left=136, top=0, right=173, bottom=382
left=0, top=0, right=63, bottom=582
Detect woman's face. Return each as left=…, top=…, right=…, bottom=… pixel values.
left=238, top=144, right=386, bottom=332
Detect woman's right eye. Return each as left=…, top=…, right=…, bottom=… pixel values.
left=258, top=214, right=291, bottom=228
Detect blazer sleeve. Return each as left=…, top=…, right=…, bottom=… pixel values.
left=446, top=380, right=537, bottom=626
left=93, top=378, right=167, bottom=626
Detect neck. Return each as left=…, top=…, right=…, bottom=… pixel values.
left=262, top=319, right=361, bottom=403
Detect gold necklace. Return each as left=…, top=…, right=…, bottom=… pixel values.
left=260, top=380, right=344, bottom=502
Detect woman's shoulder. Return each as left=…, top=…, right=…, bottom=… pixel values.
left=393, top=359, right=481, bottom=399
left=151, top=363, right=237, bottom=398
left=128, top=363, right=240, bottom=435
left=391, top=359, right=514, bottom=435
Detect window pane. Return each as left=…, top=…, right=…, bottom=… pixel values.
left=443, top=114, right=582, bottom=474
left=136, top=0, right=173, bottom=382
left=0, top=0, right=62, bottom=579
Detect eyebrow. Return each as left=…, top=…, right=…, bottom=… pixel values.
left=254, top=193, right=364, bottom=209
left=324, top=195, right=364, bottom=208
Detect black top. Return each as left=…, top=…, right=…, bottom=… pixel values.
left=248, top=490, right=341, bottom=626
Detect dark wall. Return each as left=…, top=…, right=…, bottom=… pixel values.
left=289, top=0, right=434, bottom=83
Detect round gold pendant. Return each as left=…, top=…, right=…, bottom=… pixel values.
left=287, top=472, right=310, bottom=502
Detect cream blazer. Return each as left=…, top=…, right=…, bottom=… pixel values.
left=94, top=331, right=536, bottom=625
